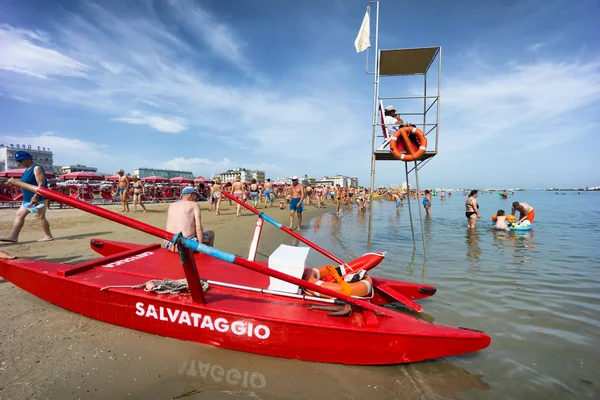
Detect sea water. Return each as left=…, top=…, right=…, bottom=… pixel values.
left=300, top=190, right=600, bottom=399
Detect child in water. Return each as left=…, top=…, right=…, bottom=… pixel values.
left=493, top=210, right=510, bottom=231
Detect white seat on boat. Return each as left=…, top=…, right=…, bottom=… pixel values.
left=268, top=245, right=310, bottom=294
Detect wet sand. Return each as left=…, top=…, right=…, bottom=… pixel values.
left=0, top=200, right=488, bottom=399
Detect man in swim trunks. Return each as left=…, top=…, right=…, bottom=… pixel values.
left=165, top=187, right=215, bottom=252
left=263, top=179, right=273, bottom=208
left=392, top=192, right=401, bottom=213
left=511, top=201, right=535, bottom=223
left=0, top=151, right=54, bottom=243
left=288, top=176, right=305, bottom=231
left=117, top=169, right=130, bottom=212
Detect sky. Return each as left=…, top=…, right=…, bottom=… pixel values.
left=0, top=0, right=599, bottom=189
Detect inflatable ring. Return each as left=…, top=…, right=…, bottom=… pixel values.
left=304, top=269, right=373, bottom=298
left=390, top=126, right=427, bottom=161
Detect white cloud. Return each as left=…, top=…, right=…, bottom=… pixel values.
left=159, top=157, right=232, bottom=176
left=0, top=24, right=90, bottom=79
left=0, top=132, right=115, bottom=167
left=112, top=111, right=188, bottom=133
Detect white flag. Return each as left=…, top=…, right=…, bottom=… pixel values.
left=354, top=9, right=370, bottom=53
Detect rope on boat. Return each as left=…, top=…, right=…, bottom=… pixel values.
left=100, top=278, right=209, bottom=294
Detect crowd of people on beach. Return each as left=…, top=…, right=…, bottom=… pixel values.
left=0, top=149, right=537, bottom=260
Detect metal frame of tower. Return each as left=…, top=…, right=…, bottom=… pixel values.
left=364, top=1, right=442, bottom=258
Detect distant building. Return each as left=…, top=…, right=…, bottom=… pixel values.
left=321, top=175, right=354, bottom=187
left=212, top=167, right=266, bottom=183
left=61, top=164, right=98, bottom=174
left=0, top=143, right=54, bottom=172
left=133, top=167, right=194, bottom=179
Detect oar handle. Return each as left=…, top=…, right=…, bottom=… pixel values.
left=221, top=190, right=345, bottom=265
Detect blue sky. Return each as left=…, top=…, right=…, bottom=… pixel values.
left=0, top=0, right=598, bottom=188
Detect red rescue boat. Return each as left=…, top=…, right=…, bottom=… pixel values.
left=0, top=179, right=491, bottom=365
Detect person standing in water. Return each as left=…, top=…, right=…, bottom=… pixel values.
left=511, top=202, right=535, bottom=223
left=465, top=190, right=481, bottom=228
left=423, top=189, right=432, bottom=217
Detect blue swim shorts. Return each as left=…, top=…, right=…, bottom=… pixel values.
left=264, top=189, right=272, bottom=197
left=290, top=198, right=304, bottom=213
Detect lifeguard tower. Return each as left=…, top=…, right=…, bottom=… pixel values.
left=363, top=1, right=441, bottom=257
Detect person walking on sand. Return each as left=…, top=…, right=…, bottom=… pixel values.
left=131, top=175, right=147, bottom=213
left=0, top=151, right=53, bottom=243
left=249, top=179, right=260, bottom=208
left=334, top=185, right=342, bottom=215
left=164, top=187, right=215, bottom=252
left=117, top=169, right=130, bottom=212
left=211, top=178, right=223, bottom=216
left=263, top=179, right=273, bottom=208
left=465, top=190, right=481, bottom=228
left=511, top=201, right=535, bottom=223
left=288, top=176, right=305, bottom=231
left=231, top=176, right=245, bottom=217
left=0, top=249, right=16, bottom=259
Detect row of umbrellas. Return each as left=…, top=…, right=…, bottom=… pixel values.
left=0, top=169, right=210, bottom=184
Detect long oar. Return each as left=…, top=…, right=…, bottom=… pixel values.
left=8, top=179, right=389, bottom=316
left=222, top=190, right=424, bottom=312
left=222, top=191, right=346, bottom=264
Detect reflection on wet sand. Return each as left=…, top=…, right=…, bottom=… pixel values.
left=37, top=321, right=488, bottom=399
left=170, top=343, right=489, bottom=400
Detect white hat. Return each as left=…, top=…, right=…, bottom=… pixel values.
left=384, top=105, right=396, bottom=111
left=291, top=176, right=298, bottom=180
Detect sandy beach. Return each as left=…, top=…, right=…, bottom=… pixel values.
left=0, top=200, right=340, bottom=400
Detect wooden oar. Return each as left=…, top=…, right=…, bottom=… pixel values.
left=8, top=178, right=389, bottom=316
left=221, top=190, right=424, bottom=312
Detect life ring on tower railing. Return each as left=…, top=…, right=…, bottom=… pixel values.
left=390, top=126, right=427, bottom=161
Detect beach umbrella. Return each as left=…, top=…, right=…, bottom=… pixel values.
left=104, top=175, right=120, bottom=182
left=140, top=175, right=168, bottom=183
left=170, top=176, right=193, bottom=184
left=60, top=172, right=105, bottom=181
left=194, top=177, right=211, bottom=184
left=0, top=168, right=56, bottom=179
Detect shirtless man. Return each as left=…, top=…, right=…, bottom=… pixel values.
left=288, top=176, right=305, bottom=231
left=117, top=169, right=130, bottom=212
left=164, top=187, right=215, bottom=252
left=393, top=192, right=401, bottom=213
left=511, top=202, right=535, bottom=223
left=304, top=185, right=312, bottom=206
left=263, top=179, right=273, bottom=208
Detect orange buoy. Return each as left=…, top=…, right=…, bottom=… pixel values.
left=303, top=268, right=372, bottom=298
left=390, top=126, right=427, bottom=161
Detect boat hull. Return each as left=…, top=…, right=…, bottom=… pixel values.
left=0, top=240, right=490, bottom=365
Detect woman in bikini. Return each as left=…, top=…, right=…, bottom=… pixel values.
left=211, top=178, right=223, bottom=216
left=465, top=189, right=481, bottom=228
left=230, top=176, right=245, bottom=217
left=131, top=175, right=147, bottom=213
left=249, top=179, right=259, bottom=208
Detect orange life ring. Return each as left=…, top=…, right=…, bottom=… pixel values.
left=303, top=268, right=373, bottom=298
left=390, top=126, right=427, bottom=161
